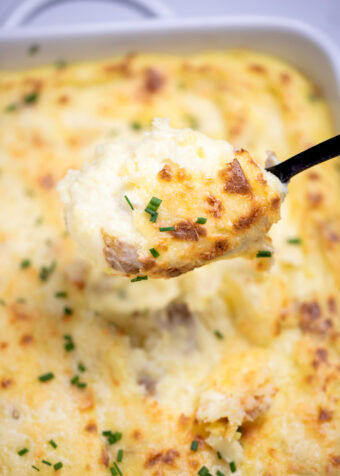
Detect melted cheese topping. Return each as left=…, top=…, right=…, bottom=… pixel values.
left=0, top=50, right=339, bottom=476
left=58, top=118, right=286, bottom=278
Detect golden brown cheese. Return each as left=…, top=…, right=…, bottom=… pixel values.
left=0, top=50, right=339, bottom=475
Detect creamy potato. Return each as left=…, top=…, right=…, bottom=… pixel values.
left=0, top=50, right=339, bottom=476
left=58, top=118, right=286, bottom=279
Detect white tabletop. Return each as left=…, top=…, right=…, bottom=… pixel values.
left=0, top=0, right=339, bottom=48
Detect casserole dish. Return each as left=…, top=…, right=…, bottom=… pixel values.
left=1, top=1, right=339, bottom=132
left=0, top=2, right=340, bottom=475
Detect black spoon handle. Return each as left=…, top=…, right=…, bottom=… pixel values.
left=266, top=134, right=340, bottom=183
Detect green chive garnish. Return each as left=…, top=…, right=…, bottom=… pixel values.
left=191, top=440, right=199, bottom=451
left=24, top=92, right=39, bottom=104
left=256, top=250, right=272, bottom=258
left=55, top=291, right=67, bottom=298
left=214, top=330, right=224, bottom=340
left=287, top=237, right=302, bottom=245
left=102, top=431, right=122, bottom=445
left=117, top=449, right=124, bottom=462
left=196, top=217, right=207, bottom=224
left=20, top=259, right=31, bottom=269
left=63, top=335, right=75, bottom=351
left=216, top=471, right=225, bottom=476
left=159, top=226, right=174, bottom=232
left=77, top=382, right=87, bottom=389
left=145, top=197, right=162, bottom=222
left=131, top=276, right=148, bottom=282
left=130, top=121, right=142, bottom=131
left=48, top=440, right=57, bottom=449
left=149, top=248, right=160, bottom=258
left=124, top=195, right=134, bottom=210
left=39, top=261, right=56, bottom=281
left=71, top=375, right=79, bottom=385
left=229, top=461, right=237, bottom=473
left=54, top=462, right=63, bottom=471
left=78, top=362, right=86, bottom=372
left=55, top=60, right=67, bottom=70
left=217, top=451, right=222, bottom=459
left=5, top=103, right=18, bottom=112
left=32, top=465, right=40, bottom=471
left=198, top=466, right=211, bottom=476
left=38, top=372, right=54, bottom=382
left=64, top=306, right=73, bottom=316
left=29, top=44, right=39, bottom=55
left=18, top=448, right=29, bottom=456
left=112, top=462, right=122, bottom=476
left=42, top=460, right=52, bottom=466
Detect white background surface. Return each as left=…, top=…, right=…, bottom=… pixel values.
left=0, top=0, right=339, bottom=47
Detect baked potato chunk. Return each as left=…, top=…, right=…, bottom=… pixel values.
left=58, top=119, right=286, bottom=279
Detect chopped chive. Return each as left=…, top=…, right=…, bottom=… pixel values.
left=39, top=261, right=56, bottom=281
left=131, top=276, right=148, bottom=282
left=18, top=448, right=29, bottom=456
left=24, top=92, right=39, bottom=104
left=237, top=425, right=243, bottom=434
left=63, top=334, right=75, bottom=351
left=48, top=440, right=57, bottom=449
left=159, top=226, right=174, bottom=232
left=77, top=382, right=87, bottom=389
left=308, top=93, right=319, bottom=102
left=217, top=451, right=222, bottom=459
left=54, top=462, right=63, bottom=471
left=149, top=211, right=158, bottom=223
left=64, top=306, right=73, bottom=315
left=124, top=195, right=134, bottom=210
left=196, top=217, right=207, bottom=225
left=29, top=44, right=39, bottom=55
left=130, top=121, right=142, bottom=131
left=287, top=237, right=302, bottom=245
left=117, top=449, right=124, bottom=462
left=42, top=460, right=52, bottom=466
left=55, top=291, right=67, bottom=298
left=71, top=375, right=79, bottom=385
left=78, top=362, right=86, bottom=372
left=229, top=461, right=237, bottom=473
left=190, top=440, right=199, bottom=451
left=186, top=115, right=199, bottom=130
left=256, top=250, right=272, bottom=258
left=5, top=103, right=18, bottom=112
left=38, top=372, right=54, bottom=382
left=102, top=431, right=122, bottom=445
left=149, top=248, right=160, bottom=258
left=113, top=462, right=122, bottom=476
left=216, top=471, right=225, bottom=476
left=214, top=330, right=224, bottom=340
left=55, top=60, right=67, bottom=69
left=198, top=466, right=211, bottom=476
left=20, top=259, right=31, bottom=269
left=32, top=465, right=40, bottom=471
left=110, top=468, right=118, bottom=476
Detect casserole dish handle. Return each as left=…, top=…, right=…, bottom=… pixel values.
left=3, top=0, right=174, bottom=29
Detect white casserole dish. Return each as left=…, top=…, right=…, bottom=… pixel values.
left=0, top=0, right=339, bottom=129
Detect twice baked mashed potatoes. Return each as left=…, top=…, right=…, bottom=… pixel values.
left=58, top=118, right=286, bottom=279
left=0, top=50, right=339, bottom=475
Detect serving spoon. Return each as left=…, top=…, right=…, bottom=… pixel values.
left=266, top=134, right=340, bottom=183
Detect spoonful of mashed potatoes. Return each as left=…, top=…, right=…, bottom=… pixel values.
left=58, top=118, right=287, bottom=279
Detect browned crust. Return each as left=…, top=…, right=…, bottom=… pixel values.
left=158, top=164, right=172, bottom=181
left=102, top=231, right=142, bottom=274
left=234, top=207, right=261, bottom=230
left=170, top=220, right=207, bottom=241
left=144, top=68, right=165, bottom=93
left=220, top=158, right=251, bottom=194
left=39, top=173, right=55, bottom=189
left=200, top=239, right=230, bottom=262
left=318, top=408, right=333, bottom=422
left=206, top=194, right=223, bottom=218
